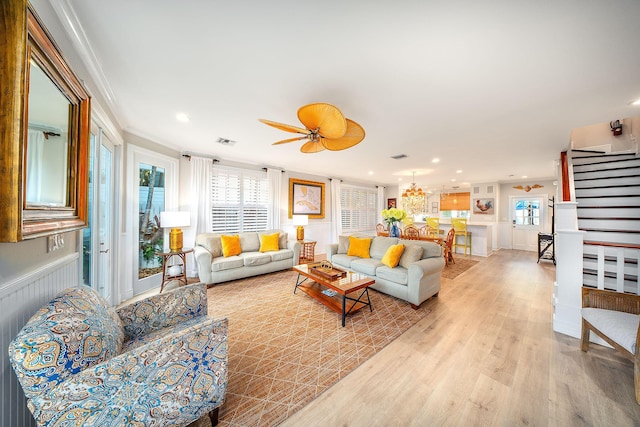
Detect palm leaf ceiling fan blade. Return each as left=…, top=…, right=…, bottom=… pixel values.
left=261, top=103, right=364, bottom=153
left=321, top=119, right=366, bottom=151
left=258, top=118, right=310, bottom=135
left=297, top=103, right=347, bottom=139
left=300, top=140, right=326, bottom=153
left=272, top=136, right=308, bottom=145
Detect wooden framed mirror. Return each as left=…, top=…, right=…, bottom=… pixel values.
left=0, top=0, right=90, bottom=242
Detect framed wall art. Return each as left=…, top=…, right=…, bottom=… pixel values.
left=387, top=198, right=397, bottom=209
left=289, top=178, right=325, bottom=219
left=473, top=198, right=494, bottom=214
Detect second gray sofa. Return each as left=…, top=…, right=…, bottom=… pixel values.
left=327, top=235, right=444, bottom=309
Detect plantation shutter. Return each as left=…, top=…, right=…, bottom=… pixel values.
left=340, top=185, right=378, bottom=233
left=242, top=173, right=269, bottom=232
left=210, top=166, right=268, bottom=233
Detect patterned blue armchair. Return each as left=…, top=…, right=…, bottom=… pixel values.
left=8, top=283, right=227, bottom=426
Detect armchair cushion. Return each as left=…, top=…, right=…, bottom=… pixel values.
left=116, top=282, right=208, bottom=340
left=582, top=307, right=639, bottom=354
left=8, top=286, right=124, bottom=401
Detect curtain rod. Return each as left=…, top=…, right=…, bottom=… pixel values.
left=181, top=153, right=219, bottom=163
left=182, top=153, right=285, bottom=172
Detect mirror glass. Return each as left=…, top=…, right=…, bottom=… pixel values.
left=26, top=59, right=71, bottom=207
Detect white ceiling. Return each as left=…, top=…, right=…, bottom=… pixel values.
left=46, top=0, right=640, bottom=192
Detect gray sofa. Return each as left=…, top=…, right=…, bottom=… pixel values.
left=327, top=235, right=445, bottom=308
left=194, top=230, right=301, bottom=284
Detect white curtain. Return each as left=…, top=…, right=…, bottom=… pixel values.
left=267, top=168, right=282, bottom=229
left=26, top=130, right=45, bottom=203
left=189, top=156, right=212, bottom=235
left=377, top=185, right=385, bottom=224
left=330, top=178, right=342, bottom=243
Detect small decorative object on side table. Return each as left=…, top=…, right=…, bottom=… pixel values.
left=156, top=248, right=193, bottom=293
left=298, top=240, right=316, bottom=264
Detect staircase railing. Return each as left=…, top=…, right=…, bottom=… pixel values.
left=583, top=241, right=640, bottom=295
left=560, top=151, right=574, bottom=202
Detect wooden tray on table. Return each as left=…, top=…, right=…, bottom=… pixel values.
left=309, top=263, right=347, bottom=281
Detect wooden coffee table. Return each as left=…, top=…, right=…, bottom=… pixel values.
left=292, top=263, right=374, bottom=327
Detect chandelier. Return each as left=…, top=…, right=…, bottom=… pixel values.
left=401, top=172, right=426, bottom=216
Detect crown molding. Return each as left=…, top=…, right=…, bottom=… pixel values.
left=49, top=0, right=124, bottom=139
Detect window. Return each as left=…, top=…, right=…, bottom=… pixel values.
left=211, top=166, right=268, bottom=233
left=514, top=199, right=541, bottom=226
left=441, top=210, right=469, bottom=219
left=340, top=185, right=378, bottom=233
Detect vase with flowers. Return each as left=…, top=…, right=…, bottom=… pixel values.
left=381, top=208, right=407, bottom=238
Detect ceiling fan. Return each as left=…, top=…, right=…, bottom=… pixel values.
left=259, top=103, right=365, bottom=153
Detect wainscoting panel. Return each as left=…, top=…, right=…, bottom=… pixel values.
left=0, top=253, right=80, bottom=427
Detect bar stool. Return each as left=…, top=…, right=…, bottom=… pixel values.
left=426, top=217, right=440, bottom=237
left=451, top=218, right=472, bottom=255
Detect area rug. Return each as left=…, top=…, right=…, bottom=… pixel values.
left=197, top=269, right=431, bottom=427
left=441, top=257, right=479, bottom=280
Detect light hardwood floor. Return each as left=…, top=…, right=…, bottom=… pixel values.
left=282, top=249, right=640, bottom=426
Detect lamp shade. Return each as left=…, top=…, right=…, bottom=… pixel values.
left=292, top=215, right=308, bottom=226
left=160, top=211, right=190, bottom=228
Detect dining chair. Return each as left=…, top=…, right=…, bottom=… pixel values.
left=444, top=228, right=455, bottom=266
left=403, top=225, right=420, bottom=240
left=376, top=223, right=387, bottom=236
left=451, top=218, right=471, bottom=255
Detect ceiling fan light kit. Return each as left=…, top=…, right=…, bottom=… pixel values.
left=260, top=103, right=365, bottom=153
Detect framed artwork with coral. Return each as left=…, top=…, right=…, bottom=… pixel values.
left=289, top=178, right=325, bottom=218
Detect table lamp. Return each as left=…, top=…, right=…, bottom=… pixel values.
left=160, top=211, right=191, bottom=252
left=292, top=214, right=308, bottom=241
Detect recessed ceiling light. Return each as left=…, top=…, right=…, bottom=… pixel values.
left=176, top=113, right=190, bottom=123
left=522, top=175, right=528, bottom=179
left=368, top=171, right=373, bottom=175
left=398, top=178, right=402, bottom=181
left=451, top=178, right=456, bottom=182
left=456, top=170, right=462, bottom=174
left=632, top=99, right=640, bottom=106
left=432, top=158, right=440, bottom=163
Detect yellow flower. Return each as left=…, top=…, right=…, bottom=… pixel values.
left=381, top=208, right=407, bottom=225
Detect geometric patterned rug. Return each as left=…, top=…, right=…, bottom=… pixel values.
left=441, top=257, right=479, bottom=280
left=198, top=269, right=432, bottom=426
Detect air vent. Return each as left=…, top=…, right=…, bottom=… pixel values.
left=216, top=137, right=236, bottom=146
left=390, top=154, right=407, bottom=160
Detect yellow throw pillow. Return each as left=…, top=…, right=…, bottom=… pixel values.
left=259, top=232, right=280, bottom=252
left=221, top=234, right=242, bottom=257
left=347, top=236, right=372, bottom=258
left=381, top=244, right=405, bottom=268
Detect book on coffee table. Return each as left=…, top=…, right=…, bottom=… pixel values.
left=321, top=289, right=338, bottom=297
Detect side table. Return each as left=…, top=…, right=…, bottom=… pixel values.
left=156, top=248, right=193, bottom=293
left=298, top=240, right=316, bottom=264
